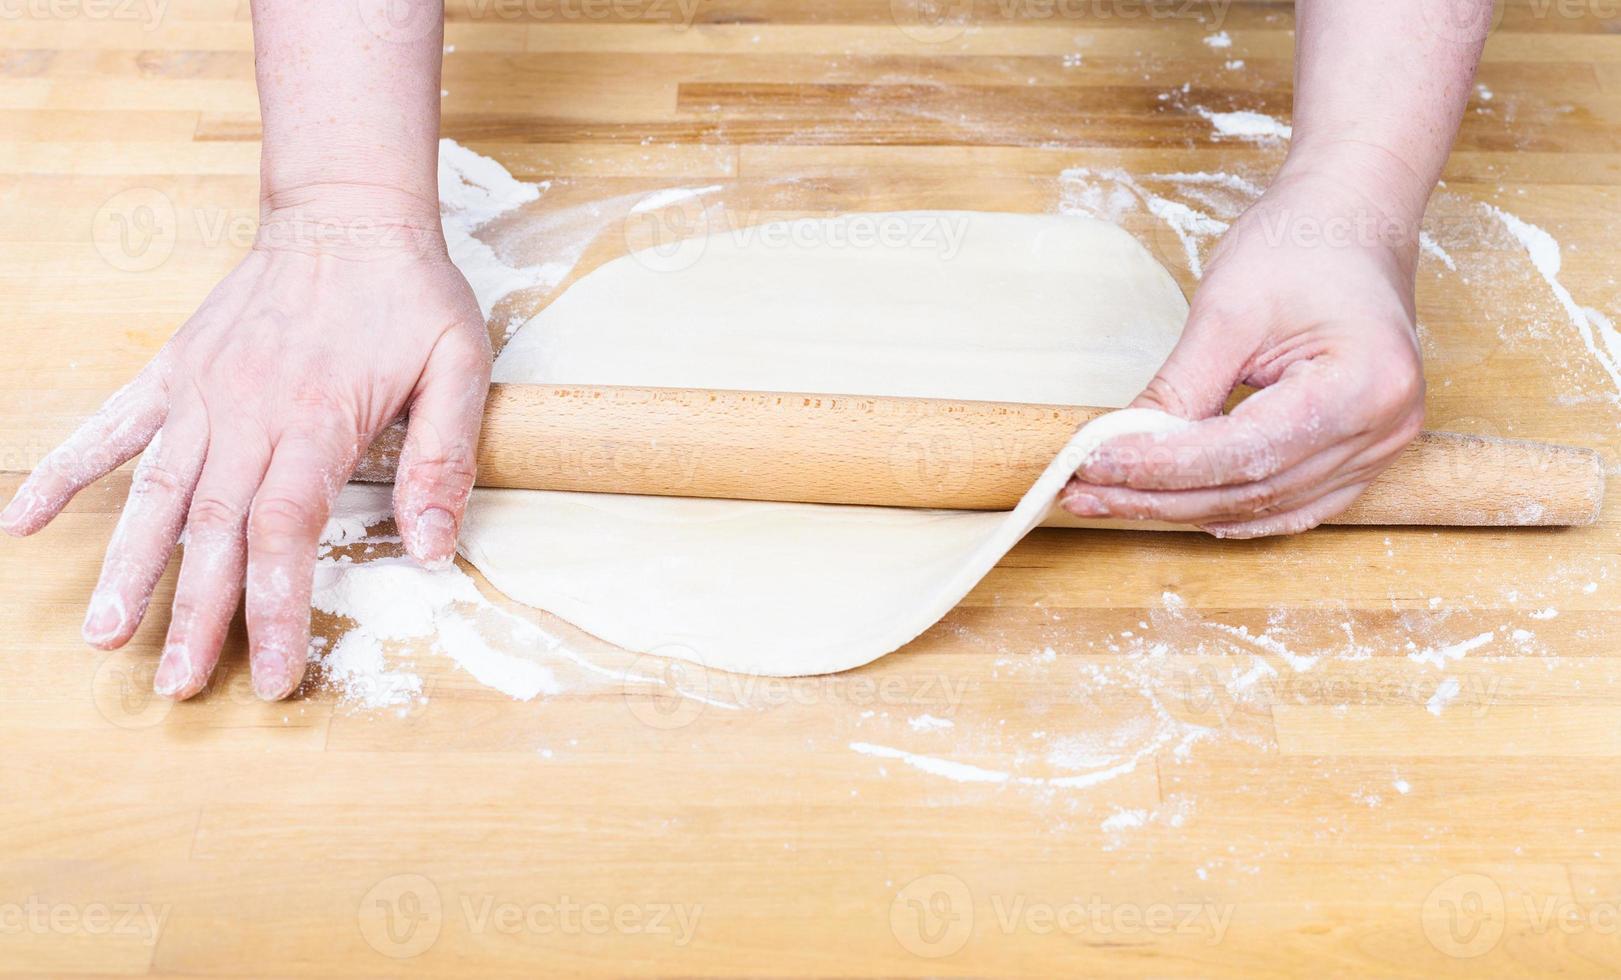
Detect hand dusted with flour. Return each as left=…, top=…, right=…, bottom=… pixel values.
left=1063, top=0, right=1492, bottom=535
left=0, top=0, right=491, bottom=701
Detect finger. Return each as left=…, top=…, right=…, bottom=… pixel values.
left=393, top=326, right=491, bottom=568
left=245, top=430, right=356, bottom=701
left=153, top=434, right=270, bottom=701
left=1200, top=483, right=1369, bottom=540
left=1, top=370, right=167, bottom=536
left=1061, top=437, right=1371, bottom=526
left=1126, top=310, right=1253, bottom=420
left=1079, top=359, right=1357, bottom=491
left=81, top=405, right=208, bottom=649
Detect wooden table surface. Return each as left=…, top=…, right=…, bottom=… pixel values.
left=5, top=1, right=1621, bottom=976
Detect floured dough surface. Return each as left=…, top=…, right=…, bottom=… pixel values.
left=455, top=211, right=1189, bottom=676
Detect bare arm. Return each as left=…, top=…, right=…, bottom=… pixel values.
left=255, top=0, right=443, bottom=224
left=1288, top=0, right=1488, bottom=227
left=1064, top=0, right=1492, bottom=537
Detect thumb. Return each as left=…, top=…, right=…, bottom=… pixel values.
left=394, top=326, right=493, bottom=568
left=1128, top=309, right=1254, bottom=421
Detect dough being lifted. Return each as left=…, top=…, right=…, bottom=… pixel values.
left=457, top=211, right=1189, bottom=676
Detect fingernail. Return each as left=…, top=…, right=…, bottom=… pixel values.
left=412, top=507, right=457, bottom=567
left=1063, top=493, right=1108, bottom=517
left=153, top=646, right=194, bottom=699
left=81, top=592, right=127, bottom=646
left=0, top=487, right=39, bottom=533
left=251, top=651, right=299, bottom=701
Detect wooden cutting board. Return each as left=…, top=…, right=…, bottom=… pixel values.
left=1, top=3, right=1619, bottom=976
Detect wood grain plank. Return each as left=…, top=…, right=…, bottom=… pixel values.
left=3, top=1, right=1621, bottom=975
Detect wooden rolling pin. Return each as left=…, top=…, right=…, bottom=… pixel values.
left=352, top=383, right=1605, bottom=527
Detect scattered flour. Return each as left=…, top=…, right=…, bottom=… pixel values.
left=312, top=630, right=423, bottom=712
left=1490, top=205, right=1621, bottom=402
left=1407, top=630, right=1495, bottom=670
left=435, top=612, right=561, bottom=700
left=1419, top=231, right=1458, bottom=272
left=1230, top=657, right=1278, bottom=692
left=1213, top=623, right=1319, bottom=672
left=439, top=139, right=548, bottom=329
left=1202, top=31, right=1232, bottom=49
left=318, top=494, right=394, bottom=551
left=850, top=726, right=1204, bottom=792
left=311, top=489, right=576, bottom=703
left=1426, top=677, right=1462, bottom=716
left=1100, top=807, right=1149, bottom=832
left=1195, top=107, right=1292, bottom=143
left=1059, top=167, right=1230, bottom=279
left=1144, top=196, right=1230, bottom=279
left=312, top=553, right=563, bottom=702
left=849, top=741, right=1012, bottom=784
left=630, top=184, right=722, bottom=213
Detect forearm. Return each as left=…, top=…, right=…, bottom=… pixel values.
left=1283, top=0, right=1491, bottom=223
left=251, top=0, right=444, bottom=225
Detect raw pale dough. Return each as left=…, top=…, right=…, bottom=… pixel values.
left=448, top=211, right=1189, bottom=676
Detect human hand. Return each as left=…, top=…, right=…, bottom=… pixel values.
left=1061, top=160, right=1427, bottom=537
left=1, top=201, right=492, bottom=700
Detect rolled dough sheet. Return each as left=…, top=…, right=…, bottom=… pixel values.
left=446, top=211, right=1190, bottom=677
